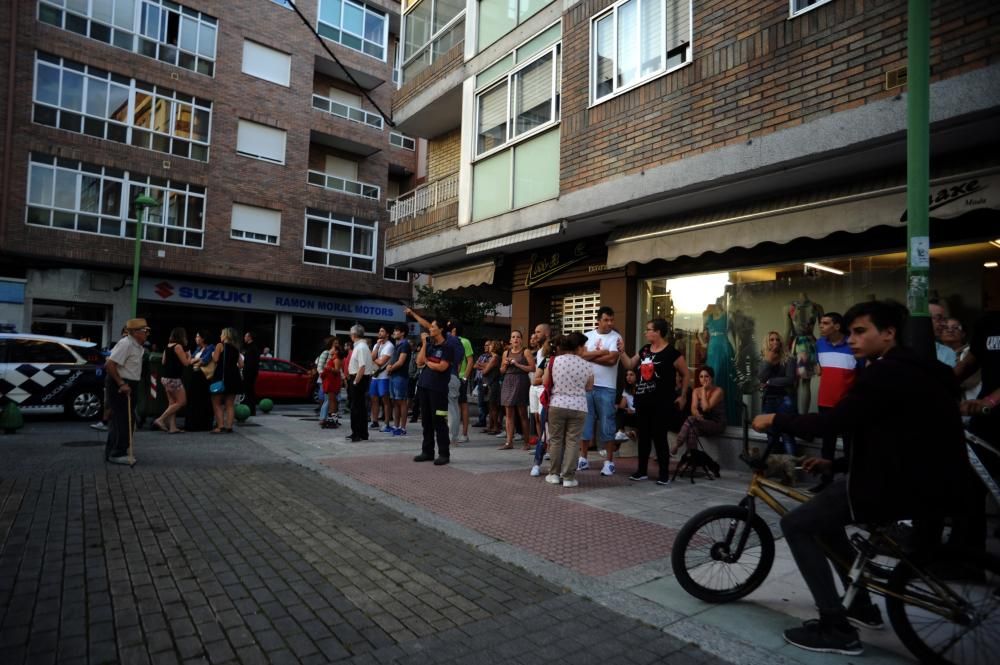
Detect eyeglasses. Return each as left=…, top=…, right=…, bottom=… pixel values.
left=943, top=326, right=963, bottom=332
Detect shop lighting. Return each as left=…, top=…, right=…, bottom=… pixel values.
left=985, top=262, right=999, bottom=268
left=804, top=262, right=845, bottom=276
left=990, top=239, right=1000, bottom=249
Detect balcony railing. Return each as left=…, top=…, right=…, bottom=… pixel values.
left=308, top=170, right=381, bottom=200
left=311, top=94, right=384, bottom=130
left=390, top=173, right=459, bottom=224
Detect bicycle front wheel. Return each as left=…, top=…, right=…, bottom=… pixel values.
left=671, top=505, right=775, bottom=602
left=886, top=548, right=1000, bottom=665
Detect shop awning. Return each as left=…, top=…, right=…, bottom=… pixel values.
left=606, top=171, right=1000, bottom=269
left=430, top=261, right=496, bottom=292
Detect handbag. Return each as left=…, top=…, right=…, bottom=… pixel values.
left=539, top=356, right=554, bottom=408
left=209, top=344, right=226, bottom=394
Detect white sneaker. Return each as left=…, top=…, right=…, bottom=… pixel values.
left=89, top=422, right=108, bottom=431
left=545, top=474, right=562, bottom=485
left=513, top=433, right=524, bottom=442
left=495, top=431, right=506, bottom=438
left=543, top=453, right=550, bottom=460
left=456, top=435, right=470, bottom=443
left=577, top=457, right=590, bottom=471
left=614, top=430, right=629, bottom=442
left=601, top=461, right=615, bottom=476
left=599, top=449, right=608, bottom=458
left=107, top=456, right=133, bottom=466
left=530, top=465, right=541, bottom=477
left=562, top=479, right=579, bottom=488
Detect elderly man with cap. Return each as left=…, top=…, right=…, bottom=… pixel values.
left=104, top=317, right=149, bottom=465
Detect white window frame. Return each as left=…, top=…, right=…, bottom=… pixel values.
left=389, top=131, right=416, bottom=150
left=401, top=0, right=465, bottom=83
left=37, top=0, right=218, bottom=77
left=316, top=0, right=390, bottom=61
left=32, top=52, right=213, bottom=162
left=236, top=120, right=287, bottom=165
left=474, top=43, right=560, bottom=160
left=789, top=0, right=833, bottom=18
left=303, top=208, right=378, bottom=273
left=230, top=203, right=281, bottom=246
left=241, top=40, right=292, bottom=87
left=589, top=0, right=693, bottom=106
left=25, top=152, right=206, bottom=249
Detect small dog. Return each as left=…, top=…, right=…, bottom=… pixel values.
left=749, top=447, right=802, bottom=486
left=673, top=448, right=722, bottom=483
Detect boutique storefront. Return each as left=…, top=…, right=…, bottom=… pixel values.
left=608, top=168, right=1000, bottom=429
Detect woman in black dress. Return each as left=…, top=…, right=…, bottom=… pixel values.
left=209, top=327, right=243, bottom=433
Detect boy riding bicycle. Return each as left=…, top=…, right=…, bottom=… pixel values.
left=752, top=300, right=972, bottom=655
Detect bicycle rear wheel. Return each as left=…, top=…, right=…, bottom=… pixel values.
left=886, top=548, right=1000, bottom=665
left=671, top=505, right=775, bottom=602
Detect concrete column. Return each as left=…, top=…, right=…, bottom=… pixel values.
left=275, top=313, right=293, bottom=359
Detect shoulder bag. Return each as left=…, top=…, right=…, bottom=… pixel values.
left=539, top=356, right=555, bottom=408
left=209, top=345, right=226, bottom=394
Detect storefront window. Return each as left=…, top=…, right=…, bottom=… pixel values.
left=639, top=242, right=994, bottom=425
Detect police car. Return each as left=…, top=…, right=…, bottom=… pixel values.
left=0, top=333, right=105, bottom=419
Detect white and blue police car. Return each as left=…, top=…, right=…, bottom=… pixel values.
left=0, top=333, right=105, bottom=420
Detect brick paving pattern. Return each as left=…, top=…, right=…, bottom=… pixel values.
left=323, top=454, right=678, bottom=577
left=0, top=432, right=723, bottom=665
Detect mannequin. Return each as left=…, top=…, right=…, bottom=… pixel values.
left=785, top=293, right=824, bottom=414
left=700, top=297, right=739, bottom=423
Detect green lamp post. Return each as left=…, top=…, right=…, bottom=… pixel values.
left=130, top=193, right=160, bottom=318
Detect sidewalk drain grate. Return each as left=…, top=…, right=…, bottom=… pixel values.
left=62, top=440, right=104, bottom=447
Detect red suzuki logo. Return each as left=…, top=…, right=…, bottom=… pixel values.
left=155, top=281, right=174, bottom=299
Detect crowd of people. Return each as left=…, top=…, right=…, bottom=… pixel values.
left=96, top=297, right=996, bottom=657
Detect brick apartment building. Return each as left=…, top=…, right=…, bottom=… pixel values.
left=0, top=0, right=419, bottom=365
left=386, top=0, right=1000, bottom=423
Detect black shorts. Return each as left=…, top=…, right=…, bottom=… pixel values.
left=458, top=379, right=468, bottom=404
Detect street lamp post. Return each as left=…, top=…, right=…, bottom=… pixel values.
left=130, top=193, right=160, bottom=318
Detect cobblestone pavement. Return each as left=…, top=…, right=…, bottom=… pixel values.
left=0, top=421, right=727, bottom=665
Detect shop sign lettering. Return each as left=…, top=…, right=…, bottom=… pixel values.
left=525, top=242, right=588, bottom=286
left=899, top=176, right=995, bottom=221
left=140, top=278, right=400, bottom=319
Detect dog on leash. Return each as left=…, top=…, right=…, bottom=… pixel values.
left=673, top=448, right=722, bottom=483
left=749, top=447, right=802, bottom=486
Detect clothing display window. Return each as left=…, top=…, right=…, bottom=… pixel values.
left=638, top=241, right=996, bottom=424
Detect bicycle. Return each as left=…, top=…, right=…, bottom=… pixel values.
left=670, top=413, right=1000, bottom=664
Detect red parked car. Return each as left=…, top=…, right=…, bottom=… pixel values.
left=251, top=357, right=316, bottom=402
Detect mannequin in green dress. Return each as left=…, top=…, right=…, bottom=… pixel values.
left=700, top=300, right=739, bottom=424
left=785, top=293, right=824, bottom=415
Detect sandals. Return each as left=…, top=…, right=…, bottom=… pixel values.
left=497, top=443, right=513, bottom=450
left=153, top=419, right=168, bottom=433
left=210, top=428, right=223, bottom=434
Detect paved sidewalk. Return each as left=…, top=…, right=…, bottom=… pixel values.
left=245, top=406, right=917, bottom=665
left=0, top=407, right=920, bottom=664
left=0, top=416, right=726, bottom=665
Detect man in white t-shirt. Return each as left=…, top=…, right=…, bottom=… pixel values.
left=369, top=326, right=395, bottom=431
left=578, top=306, right=623, bottom=476
left=104, top=318, right=148, bottom=465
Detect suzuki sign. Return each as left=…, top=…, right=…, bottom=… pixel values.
left=140, top=278, right=402, bottom=320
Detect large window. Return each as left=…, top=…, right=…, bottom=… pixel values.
left=26, top=152, right=205, bottom=248
left=637, top=243, right=995, bottom=425
left=33, top=52, right=212, bottom=161
left=303, top=208, right=377, bottom=272
left=402, top=0, right=464, bottom=83
left=38, top=0, right=218, bottom=76
left=242, top=40, right=292, bottom=87
left=317, top=0, right=388, bottom=60
left=591, top=0, right=691, bottom=104
left=476, top=44, right=560, bottom=157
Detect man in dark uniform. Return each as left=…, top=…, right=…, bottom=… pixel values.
left=105, top=318, right=149, bottom=465
left=242, top=330, right=260, bottom=415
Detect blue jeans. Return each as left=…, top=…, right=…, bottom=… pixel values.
left=583, top=386, right=617, bottom=444
left=534, top=405, right=548, bottom=466
left=762, top=393, right=797, bottom=454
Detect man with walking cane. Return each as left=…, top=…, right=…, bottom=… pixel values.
left=105, top=318, right=148, bottom=466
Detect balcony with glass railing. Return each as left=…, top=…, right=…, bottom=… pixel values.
left=311, top=93, right=384, bottom=130
left=308, top=170, right=381, bottom=200
left=389, top=172, right=458, bottom=223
